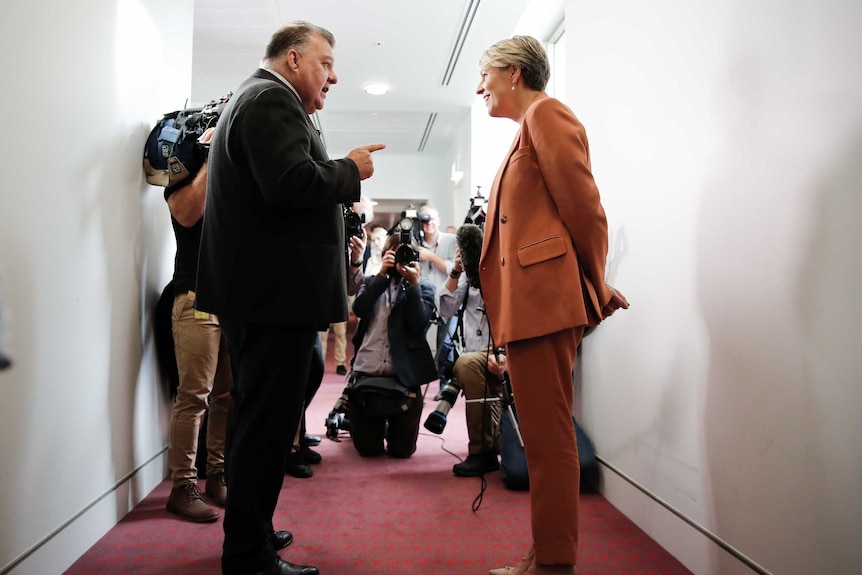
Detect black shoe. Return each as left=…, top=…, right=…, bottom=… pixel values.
left=303, top=433, right=322, bottom=447
left=258, top=557, right=319, bottom=575
left=453, top=453, right=500, bottom=477
left=336, top=365, right=347, bottom=376
left=286, top=453, right=313, bottom=478
left=270, top=530, right=293, bottom=550
left=298, top=445, right=322, bottom=465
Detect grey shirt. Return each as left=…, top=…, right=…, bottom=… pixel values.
left=351, top=279, right=400, bottom=377
left=438, top=274, right=490, bottom=354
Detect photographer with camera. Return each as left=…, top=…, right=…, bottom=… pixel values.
left=162, top=127, right=233, bottom=523
left=319, top=195, right=374, bottom=376
left=346, top=231, right=437, bottom=458
left=428, top=224, right=507, bottom=476
left=415, top=205, right=458, bottom=387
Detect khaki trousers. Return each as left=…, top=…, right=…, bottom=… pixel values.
left=319, top=321, right=347, bottom=367
left=506, top=326, right=584, bottom=565
left=168, top=291, right=232, bottom=487
left=452, top=351, right=501, bottom=455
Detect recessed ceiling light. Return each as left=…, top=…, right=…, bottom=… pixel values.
left=364, top=83, right=389, bottom=96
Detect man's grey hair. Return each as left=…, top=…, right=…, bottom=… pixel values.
left=264, top=21, right=335, bottom=63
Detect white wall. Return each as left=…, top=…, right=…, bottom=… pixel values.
left=350, top=152, right=460, bottom=227
left=562, top=0, right=862, bottom=573
left=0, top=1, right=193, bottom=573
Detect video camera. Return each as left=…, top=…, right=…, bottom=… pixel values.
left=343, top=203, right=365, bottom=239
left=464, top=186, right=487, bottom=228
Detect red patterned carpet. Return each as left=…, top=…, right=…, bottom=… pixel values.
left=64, top=328, right=692, bottom=575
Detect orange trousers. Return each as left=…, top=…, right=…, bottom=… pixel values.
left=506, top=326, right=584, bottom=566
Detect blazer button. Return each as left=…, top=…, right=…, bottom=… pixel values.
left=500, top=214, right=508, bottom=223
left=501, top=257, right=506, bottom=266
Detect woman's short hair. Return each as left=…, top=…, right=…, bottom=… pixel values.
left=479, top=35, right=550, bottom=92
left=265, top=21, right=335, bottom=61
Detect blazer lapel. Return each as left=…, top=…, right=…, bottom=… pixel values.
left=480, top=131, right=521, bottom=263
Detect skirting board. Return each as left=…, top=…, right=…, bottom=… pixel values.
left=597, top=457, right=767, bottom=575
left=1, top=450, right=167, bottom=575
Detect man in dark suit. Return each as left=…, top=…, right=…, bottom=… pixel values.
left=195, top=21, right=384, bottom=575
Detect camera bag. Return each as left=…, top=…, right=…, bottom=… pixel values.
left=352, top=376, right=416, bottom=418
left=500, top=407, right=598, bottom=492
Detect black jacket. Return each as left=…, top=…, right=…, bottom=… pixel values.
left=351, top=274, right=438, bottom=389
left=196, top=69, right=360, bottom=325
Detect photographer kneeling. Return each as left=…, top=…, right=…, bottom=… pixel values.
left=434, top=242, right=506, bottom=476
left=348, top=232, right=438, bottom=458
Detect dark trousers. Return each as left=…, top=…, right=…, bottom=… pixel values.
left=218, top=318, right=316, bottom=575
left=348, top=389, right=423, bottom=458
left=296, top=334, right=324, bottom=449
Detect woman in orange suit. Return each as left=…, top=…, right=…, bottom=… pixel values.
left=476, top=36, right=629, bottom=575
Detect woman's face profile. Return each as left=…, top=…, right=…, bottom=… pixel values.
left=476, top=64, right=513, bottom=119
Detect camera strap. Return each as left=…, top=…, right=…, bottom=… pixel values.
left=453, top=285, right=470, bottom=351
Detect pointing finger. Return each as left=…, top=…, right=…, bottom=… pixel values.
left=362, top=143, right=386, bottom=153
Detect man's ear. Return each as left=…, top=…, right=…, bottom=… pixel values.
left=286, top=49, right=300, bottom=70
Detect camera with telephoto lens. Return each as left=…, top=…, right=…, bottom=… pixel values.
left=343, top=204, right=365, bottom=239
left=394, top=208, right=421, bottom=265
left=423, top=377, right=462, bottom=434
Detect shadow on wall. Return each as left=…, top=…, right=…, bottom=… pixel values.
left=94, top=117, right=175, bottom=513
left=698, top=38, right=862, bottom=575
left=793, top=124, right=862, bottom=572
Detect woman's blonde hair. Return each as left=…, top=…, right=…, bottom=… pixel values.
left=479, top=35, right=550, bottom=92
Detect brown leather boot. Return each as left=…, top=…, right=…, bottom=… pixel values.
left=166, top=483, right=219, bottom=522
left=205, top=472, right=227, bottom=507
left=489, top=547, right=534, bottom=575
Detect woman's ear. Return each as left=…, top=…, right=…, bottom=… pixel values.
left=510, top=66, right=522, bottom=84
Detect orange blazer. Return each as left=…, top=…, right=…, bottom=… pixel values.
left=479, top=94, right=611, bottom=347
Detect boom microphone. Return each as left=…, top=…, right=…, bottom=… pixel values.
left=456, top=223, right=484, bottom=290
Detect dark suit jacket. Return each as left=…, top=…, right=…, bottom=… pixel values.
left=479, top=95, right=612, bottom=346
left=351, top=275, right=438, bottom=389
left=196, top=69, right=361, bottom=325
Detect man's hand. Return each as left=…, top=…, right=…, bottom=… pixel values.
left=348, top=227, right=367, bottom=265
left=487, top=352, right=507, bottom=376
left=199, top=127, right=216, bottom=145
left=346, top=144, right=385, bottom=180
left=452, top=247, right=463, bottom=273
left=601, top=285, right=630, bottom=318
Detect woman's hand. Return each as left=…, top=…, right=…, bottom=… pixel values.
left=379, top=250, right=396, bottom=277
left=602, top=285, right=630, bottom=318
left=397, top=260, right=421, bottom=285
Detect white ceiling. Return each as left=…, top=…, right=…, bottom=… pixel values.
left=190, top=0, right=538, bottom=156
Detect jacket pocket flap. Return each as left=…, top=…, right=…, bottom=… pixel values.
left=517, top=236, right=567, bottom=267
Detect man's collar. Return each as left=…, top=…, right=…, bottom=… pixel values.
left=261, top=66, right=301, bottom=103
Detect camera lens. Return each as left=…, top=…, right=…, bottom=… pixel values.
left=394, top=244, right=419, bottom=265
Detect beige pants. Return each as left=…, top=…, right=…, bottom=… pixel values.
left=319, top=321, right=347, bottom=367
left=452, top=351, right=502, bottom=455
left=168, top=291, right=232, bottom=487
